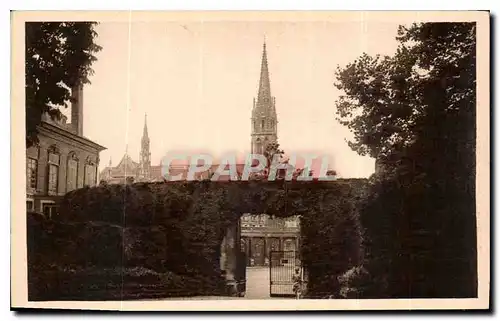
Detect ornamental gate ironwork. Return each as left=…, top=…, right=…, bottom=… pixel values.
left=269, top=250, right=301, bottom=297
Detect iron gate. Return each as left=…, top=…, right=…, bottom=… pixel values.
left=269, top=251, right=301, bottom=297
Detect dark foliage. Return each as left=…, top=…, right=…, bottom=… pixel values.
left=292, top=180, right=367, bottom=298
left=335, top=22, right=477, bottom=298
left=25, top=22, right=102, bottom=147
left=28, top=179, right=367, bottom=300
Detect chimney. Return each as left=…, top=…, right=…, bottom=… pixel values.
left=71, top=84, right=84, bottom=136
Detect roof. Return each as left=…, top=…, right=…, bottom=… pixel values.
left=39, top=121, right=106, bottom=152
left=100, top=153, right=139, bottom=179
left=116, top=155, right=139, bottom=175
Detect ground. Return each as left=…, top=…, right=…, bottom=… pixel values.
left=245, top=267, right=272, bottom=299
left=158, top=267, right=296, bottom=300
left=246, top=266, right=295, bottom=299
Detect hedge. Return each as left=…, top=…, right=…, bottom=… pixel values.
left=28, top=179, right=368, bottom=300
left=28, top=266, right=225, bottom=301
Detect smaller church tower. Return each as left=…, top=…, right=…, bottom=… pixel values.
left=251, top=41, right=278, bottom=155
left=139, top=113, right=151, bottom=180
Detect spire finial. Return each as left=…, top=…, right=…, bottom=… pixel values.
left=257, top=37, right=271, bottom=102
left=109, top=156, right=112, bottom=167
left=142, top=112, right=149, bottom=139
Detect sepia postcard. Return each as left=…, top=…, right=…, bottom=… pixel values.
left=11, top=10, right=490, bottom=311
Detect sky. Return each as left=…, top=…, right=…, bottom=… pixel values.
left=65, top=19, right=403, bottom=178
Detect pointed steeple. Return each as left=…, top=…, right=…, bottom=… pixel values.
left=251, top=40, right=278, bottom=155
left=142, top=113, right=149, bottom=141
left=257, top=40, right=272, bottom=103
left=139, top=112, right=151, bottom=180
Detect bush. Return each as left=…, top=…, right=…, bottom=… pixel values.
left=28, top=266, right=226, bottom=301
left=296, top=180, right=367, bottom=297
left=29, top=179, right=368, bottom=300
left=337, top=265, right=370, bottom=299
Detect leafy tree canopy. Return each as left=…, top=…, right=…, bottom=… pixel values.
left=263, top=141, right=284, bottom=166
left=335, top=22, right=477, bottom=298
left=26, top=22, right=102, bottom=147
left=335, top=22, right=475, bottom=165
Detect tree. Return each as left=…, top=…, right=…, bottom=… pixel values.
left=263, top=142, right=284, bottom=168
left=26, top=22, right=102, bottom=147
left=335, top=23, right=475, bottom=168
left=335, top=22, right=476, bottom=298
left=261, top=142, right=307, bottom=180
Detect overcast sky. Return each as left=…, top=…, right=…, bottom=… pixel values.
left=67, top=18, right=403, bottom=178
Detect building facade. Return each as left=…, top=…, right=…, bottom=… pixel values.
left=26, top=85, right=106, bottom=217
left=240, top=214, right=300, bottom=266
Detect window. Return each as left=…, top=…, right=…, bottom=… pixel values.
left=85, top=164, right=96, bottom=186
left=261, top=119, right=265, bottom=130
left=84, top=156, right=98, bottom=187
left=26, top=158, right=38, bottom=189
left=47, top=146, right=60, bottom=194
left=67, top=154, right=78, bottom=192
left=42, top=204, right=59, bottom=219
left=284, top=240, right=295, bottom=251
left=48, top=164, right=58, bottom=194
left=26, top=200, right=34, bottom=211
left=42, top=205, right=49, bottom=216
left=48, top=151, right=60, bottom=164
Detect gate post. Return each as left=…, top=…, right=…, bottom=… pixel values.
left=220, top=220, right=244, bottom=296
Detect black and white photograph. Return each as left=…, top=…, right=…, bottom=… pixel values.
left=11, top=10, right=489, bottom=311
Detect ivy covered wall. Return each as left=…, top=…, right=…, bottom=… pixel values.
left=27, top=179, right=368, bottom=300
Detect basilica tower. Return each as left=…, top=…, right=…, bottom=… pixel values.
left=139, top=113, right=151, bottom=180
left=251, top=41, right=278, bottom=154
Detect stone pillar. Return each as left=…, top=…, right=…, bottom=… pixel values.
left=221, top=221, right=240, bottom=296
left=220, top=236, right=227, bottom=271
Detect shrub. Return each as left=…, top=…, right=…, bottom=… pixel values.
left=29, top=179, right=368, bottom=300
left=28, top=265, right=225, bottom=301
left=337, top=265, right=370, bottom=299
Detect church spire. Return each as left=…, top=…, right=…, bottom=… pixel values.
left=139, top=113, right=151, bottom=180
left=257, top=40, right=272, bottom=103
left=142, top=113, right=149, bottom=140
left=251, top=40, right=278, bottom=155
